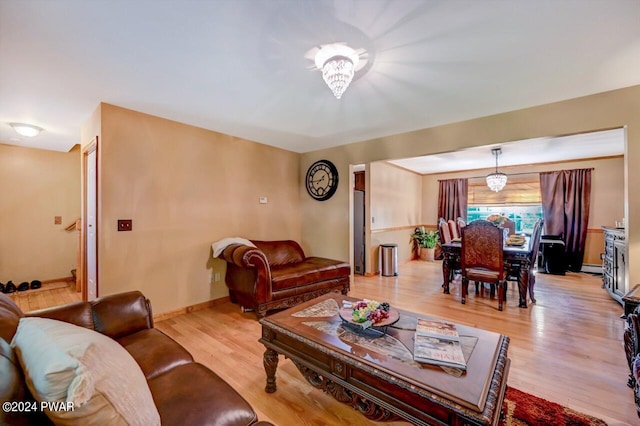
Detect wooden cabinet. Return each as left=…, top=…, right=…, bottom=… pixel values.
left=354, top=171, right=365, bottom=191
left=603, top=227, right=626, bottom=304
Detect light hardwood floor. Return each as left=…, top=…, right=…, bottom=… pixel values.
left=156, top=261, right=635, bottom=426
left=12, top=262, right=636, bottom=425
left=7, top=281, right=80, bottom=312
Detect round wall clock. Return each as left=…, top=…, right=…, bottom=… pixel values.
left=305, top=160, right=339, bottom=201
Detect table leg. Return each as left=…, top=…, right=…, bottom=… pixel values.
left=518, top=267, right=529, bottom=308
left=442, top=257, right=451, bottom=294
left=263, top=348, right=279, bottom=393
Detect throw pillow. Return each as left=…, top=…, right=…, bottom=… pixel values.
left=11, top=317, right=160, bottom=426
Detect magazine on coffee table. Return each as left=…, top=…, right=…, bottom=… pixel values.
left=414, top=318, right=466, bottom=369
left=413, top=335, right=467, bottom=370
left=415, top=319, right=460, bottom=341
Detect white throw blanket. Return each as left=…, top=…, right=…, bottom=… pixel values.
left=212, top=237, right=256, bottom=258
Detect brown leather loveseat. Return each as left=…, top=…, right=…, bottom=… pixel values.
left=0, top=291, right=272, bottom=426
left=219, top=240, right=350, bottom=318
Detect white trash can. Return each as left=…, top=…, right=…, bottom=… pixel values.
left=380, top=243, right=398, bottom=277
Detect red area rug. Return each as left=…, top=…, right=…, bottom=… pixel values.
left=500, top=387, right=607, bottom=426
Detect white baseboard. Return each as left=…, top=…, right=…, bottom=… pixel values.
left=581, top=264, right=602, bottom=274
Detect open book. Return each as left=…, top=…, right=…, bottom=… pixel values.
left=413, top=319, right=466, bottom=370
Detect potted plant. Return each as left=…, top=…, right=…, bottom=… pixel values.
left=410, top=226, right=440, bottom=261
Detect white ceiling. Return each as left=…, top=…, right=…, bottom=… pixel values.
left=388, top=127, right=625, bottom=175
left=1, top=0, right=639, bottom=154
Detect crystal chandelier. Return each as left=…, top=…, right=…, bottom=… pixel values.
left=486, top=148, right=508, bottom=192
left=315, top=44, right=359, bottom=99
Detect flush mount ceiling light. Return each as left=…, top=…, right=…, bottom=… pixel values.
left=10, top=122, right=43, bottom=137
left=486, top=148, right=508, bottom=192
left=314, top=43, right=360, bottom=99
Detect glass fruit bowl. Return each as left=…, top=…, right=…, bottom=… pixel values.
left=339, top=299, right=399, bottom=329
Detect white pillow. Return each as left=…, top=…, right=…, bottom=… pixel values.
left=211, top=237, right=256, bottom=257
left=11, top=317, right=160, bottom=426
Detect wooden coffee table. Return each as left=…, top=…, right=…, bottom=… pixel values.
left=259, top=294, right=510, bottom=426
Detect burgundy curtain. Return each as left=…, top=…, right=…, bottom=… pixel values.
left=435, top=179, right=467, bottom=260
left=539, top=168, right=592, bottom=272
left=438, top=179, right=468, bottom=221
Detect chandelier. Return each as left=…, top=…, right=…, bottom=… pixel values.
left=314, top=44, right=359, bottom=99
left=486, top=148, right=508, bottom=192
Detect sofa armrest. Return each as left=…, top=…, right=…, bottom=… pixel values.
left=219, top=244, right=273, bottom=304
left=26, top=301, right=94, bottom=329
left=219, top=244, right=270, bottom=270
left=91, top=291, right=153, bottom=339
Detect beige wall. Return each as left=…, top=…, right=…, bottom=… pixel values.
left=371, top=162, right=422, bottom=230
left=367, top=161, right=422, bottom=273
left=420, top=156, right=624, bottom=228
left=82, top=103, right=301, bottom=314
left=301, top=85, right=640, bottom=295
left=0, top=144, right=80, bottom=283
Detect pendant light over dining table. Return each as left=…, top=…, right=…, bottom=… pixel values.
left=486, top=148, right=508, bottom=192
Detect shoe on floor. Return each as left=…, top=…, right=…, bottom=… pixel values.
left=17, top=282, right=29, bottom=291
left=30, top=280, right=42, bottom=289
left=4, top=281, right=16, bottom=293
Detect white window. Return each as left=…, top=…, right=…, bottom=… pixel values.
left=467, top=174, right=543, bottom=234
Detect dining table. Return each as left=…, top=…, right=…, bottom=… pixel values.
left=440, top=236, right=534, bottom=308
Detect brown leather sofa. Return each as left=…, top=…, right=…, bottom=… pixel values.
left=0, top=291, right=273, bottom=426
left=219, top=240, right=350, bottom=318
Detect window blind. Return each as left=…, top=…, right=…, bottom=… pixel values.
left=468, top=175, right=541, bottom=205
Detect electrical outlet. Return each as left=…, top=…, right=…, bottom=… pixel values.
left=117, top=219, right=132, bottom=231
left=214, top=273, right=221, bottom=282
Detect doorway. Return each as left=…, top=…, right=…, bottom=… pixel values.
left=353, top=170, right=365, bottom=275
left=83, top=138, right=98, bottom=301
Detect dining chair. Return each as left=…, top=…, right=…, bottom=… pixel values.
left=438, top=218, right=452, bottom=244
left=501, top=218, right=516, bottom=236
left=505, top=219, right=543, bottom=306
left=461, top=220, right=506, bottom=311
left=438, top=218, right=460, bottom=283
left=448, top=219, right=460, bottom=239
left=456, top=217, right=466, bottom=233
left=526, top=219, right=544, bottom=303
